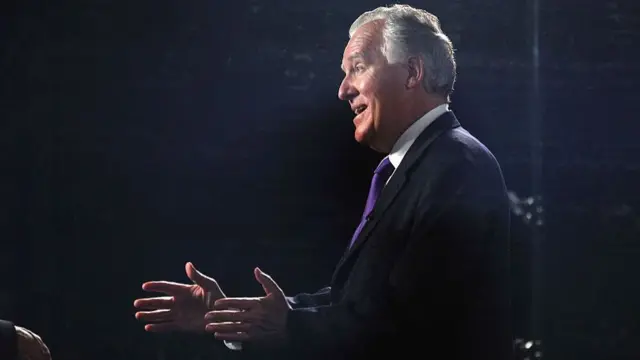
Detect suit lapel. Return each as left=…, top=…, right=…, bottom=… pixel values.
left=330, top=111, right=461, bottom=288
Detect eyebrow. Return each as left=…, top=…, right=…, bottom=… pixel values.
left=340, top=52, right=366, bottom=72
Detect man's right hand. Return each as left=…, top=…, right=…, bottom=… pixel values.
left=134, top=262, right=225, bottom=333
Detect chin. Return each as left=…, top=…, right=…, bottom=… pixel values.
left=353, top=125, right=369, bottom=145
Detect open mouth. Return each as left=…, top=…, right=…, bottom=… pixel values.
left=354, top=105, right=367, bottom=115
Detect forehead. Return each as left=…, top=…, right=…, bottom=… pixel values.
left=341, top=21, right=384, bottom=65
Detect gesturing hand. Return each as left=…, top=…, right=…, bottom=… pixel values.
left=134, top=262, right=225, bottom=333
left=205, top=267, right=292, bottom=345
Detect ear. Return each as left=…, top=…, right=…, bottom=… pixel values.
left=405, top=55, right=425, bottom=89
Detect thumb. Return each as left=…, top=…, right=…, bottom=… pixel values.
left=254, top=267, right=283, bottom=296
left=185, top=262, right=218, bottom=290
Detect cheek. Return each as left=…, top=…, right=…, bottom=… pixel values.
left=365, top=80, right=394, bottom=106
left=358, top=76, right=394, bottom=118
left=358, top=72, right=384, bottom=98
left=375, top=82, right=402, bottom=109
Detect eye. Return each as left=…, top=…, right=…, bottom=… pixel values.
left=354, top=64, right=366, bottom=73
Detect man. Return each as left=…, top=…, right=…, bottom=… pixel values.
left=134, top=4, right=512, bottom=359
left=0, top=320, right=52, bottom=360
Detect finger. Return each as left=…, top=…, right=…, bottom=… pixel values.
left=213, top=298, right=260, bottom=311
left=254, top=267, right=283, bottom=296
left=144, top=323, right=182, bottom=332
left=135, top=309, right=173, bottom=323
left=205, top=322, right=252, bottom=334
left=133, top=296, right=174, bottom=309
left=141, top=281, right=188, bottom=295
left=186, top=262, right=220, bottom=290
left=205, top=310, right=253, bottom=323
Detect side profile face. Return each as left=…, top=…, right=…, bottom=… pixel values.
left=338, top=21, right=409, bottom=153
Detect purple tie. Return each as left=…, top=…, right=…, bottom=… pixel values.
left=348, top=156, right=395, bottom=248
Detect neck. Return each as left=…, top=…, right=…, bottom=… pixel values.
left=377, top=95, right=446, bottom=153
left=407, top=92, right=446, bottom=124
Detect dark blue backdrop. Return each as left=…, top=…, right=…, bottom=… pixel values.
left=2, top=0, right=639, bottom=359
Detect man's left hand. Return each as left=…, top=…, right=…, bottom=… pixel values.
left=205, top=267, right=292, bottom=344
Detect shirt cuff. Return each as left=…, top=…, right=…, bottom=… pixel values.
left=223, top=340, right=243, bottom=351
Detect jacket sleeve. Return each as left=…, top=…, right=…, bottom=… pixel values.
left=285, top=286, right=332, bottom=309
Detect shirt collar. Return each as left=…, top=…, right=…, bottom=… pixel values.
left=388, top=103, right=449, bottom=169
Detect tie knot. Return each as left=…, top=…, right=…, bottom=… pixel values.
left=374, top=156, right=394, bottom=175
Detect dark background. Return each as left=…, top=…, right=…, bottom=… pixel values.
left=1, top=0, right=639, bottom=359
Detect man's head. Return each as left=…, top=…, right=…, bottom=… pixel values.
left=338, top=4, right=457, bottom=152
left=15, top=325, right=51, bottom=360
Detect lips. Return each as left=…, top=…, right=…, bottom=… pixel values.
left=353, top=108, right=368, bottom=127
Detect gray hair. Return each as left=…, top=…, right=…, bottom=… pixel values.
left=349, top=4, right=457, bottom=101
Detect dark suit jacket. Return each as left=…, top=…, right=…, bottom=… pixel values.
left=246, top=111, right=512, bottom=360
left=0, top=320, right=17, bottom=360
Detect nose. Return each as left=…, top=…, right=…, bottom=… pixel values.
left=338, top=76, right=357, bottom=101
